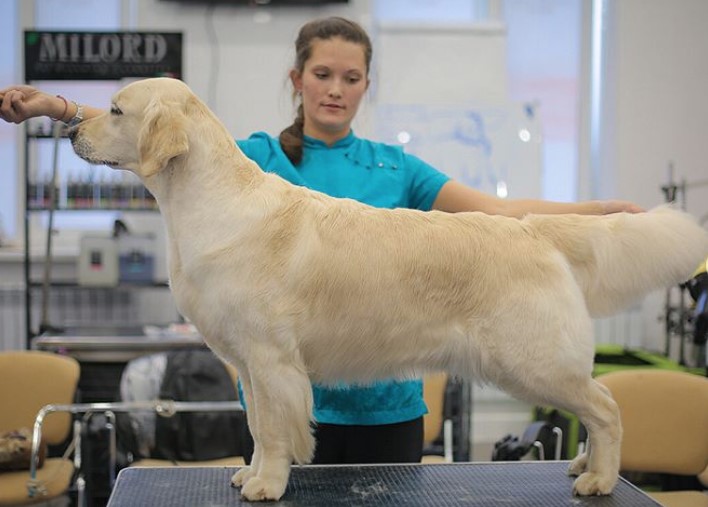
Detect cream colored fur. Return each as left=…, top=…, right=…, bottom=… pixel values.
left=69, top=77, right=708, bottom=501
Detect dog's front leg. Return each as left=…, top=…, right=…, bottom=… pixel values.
left=239, top=348, right=315, bottom=502
left=231, top=365, right=260, bottom=489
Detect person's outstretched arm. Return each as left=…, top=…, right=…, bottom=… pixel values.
left=0, top=85, right=104, bottom=125
left=433, top=180, right=644, bottom=217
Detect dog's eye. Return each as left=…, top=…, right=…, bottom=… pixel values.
left=110, top=106, right=123, bottom=116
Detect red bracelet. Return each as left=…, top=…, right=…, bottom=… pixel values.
left=50, top=94, right=69, bottom=122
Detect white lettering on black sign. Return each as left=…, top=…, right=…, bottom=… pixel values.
left=25, top=31, right=182, bottom=81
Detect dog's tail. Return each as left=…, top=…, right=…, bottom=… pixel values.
left=524, top=205, right=708, bottom=317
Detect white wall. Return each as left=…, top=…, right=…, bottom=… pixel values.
left=604, top=0, right=708, bottom=217
left=585, top=0, right=708, bottom=354
left=131, top=0, right=373, bottom=139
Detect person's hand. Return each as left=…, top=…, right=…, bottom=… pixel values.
left=0, top=85, right=65, bottom=124
left=599, top=200, right=645, bottom=215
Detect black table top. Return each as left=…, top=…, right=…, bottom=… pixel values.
left=106, top=461, right=660, bottom=506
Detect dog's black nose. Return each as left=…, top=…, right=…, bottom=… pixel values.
left=67, top=127, right=78, bottom=141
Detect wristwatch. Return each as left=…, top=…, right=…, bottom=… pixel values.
left=66, top=101, right=84, bottom=127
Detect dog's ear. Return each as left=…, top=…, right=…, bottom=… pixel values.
left=138, top=99, right=189, bottom=178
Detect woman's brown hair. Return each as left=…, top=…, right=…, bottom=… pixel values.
left=279, top=16, right=372, bottom=165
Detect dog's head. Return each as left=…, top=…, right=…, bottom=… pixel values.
left=70, top=77, right=194, bottom=179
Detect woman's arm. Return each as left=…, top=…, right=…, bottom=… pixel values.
left=432, top=180, right=644, bottom=217
left=0, top=85, right=104, bottom=124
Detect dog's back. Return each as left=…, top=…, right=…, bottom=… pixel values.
left=265, top=196, right=707, bottom=324
left=248, top=196, right=706, bottom=385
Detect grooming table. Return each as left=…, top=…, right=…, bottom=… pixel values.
left=33, top=325, right=205, bottom=363
left=106, top=462, right=660, bottom=506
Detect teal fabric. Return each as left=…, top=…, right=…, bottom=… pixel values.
left=235, top=131, right=450, bottom=425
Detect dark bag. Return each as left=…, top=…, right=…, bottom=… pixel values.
left=153, top=349, right=244, bottom=462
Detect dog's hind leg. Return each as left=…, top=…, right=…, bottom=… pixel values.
left=502, top=373, right=620, bottom=495
left=542, top=377, right=621, bottom=496
left=567, top=381, right=611, bottom=478
left=239, top=347, right=315, bottom=502
left=569, top=380, right=622, bottom=496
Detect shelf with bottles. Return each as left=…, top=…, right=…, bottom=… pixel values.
left=25, top=119, right=158, bottom=211
left=26, top=167, right=157, bottom=211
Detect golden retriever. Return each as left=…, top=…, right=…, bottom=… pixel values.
left=69, top=77, right=708, bottom=501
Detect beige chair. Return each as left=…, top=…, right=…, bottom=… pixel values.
left=597, top=369, right=708, bottom=507
left=0, top=351, right=80, bottom=506
left=700, top=465, right=708, bottom=488
left=422, top=372, right=452, bottom=463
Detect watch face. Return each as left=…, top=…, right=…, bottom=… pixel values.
left=68, top=103, right=84, bottom=127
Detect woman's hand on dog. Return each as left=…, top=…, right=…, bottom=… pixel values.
left=600, top=200, right=645, bottom=215
left=0, top=85, right=66, bottom=124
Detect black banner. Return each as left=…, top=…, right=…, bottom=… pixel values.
left=24, top=31, right=183, bottom=81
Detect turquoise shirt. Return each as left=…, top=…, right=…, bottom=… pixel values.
left=236, top=131, right=450, bottom=425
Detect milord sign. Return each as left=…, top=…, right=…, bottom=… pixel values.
left=24, top=31, right=183, bottom=81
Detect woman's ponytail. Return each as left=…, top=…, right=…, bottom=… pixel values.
left=279, top=103, right=305, bottom=165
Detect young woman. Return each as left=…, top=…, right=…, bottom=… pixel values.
left=0, top=16, right=642, bottom=465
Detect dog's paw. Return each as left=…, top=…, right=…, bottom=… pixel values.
left=572, top=472, right=617, bottom=496
left=567, top=453, right=588, bottom=476
left=240, top=476, right=287, bottom=502
left=230, top=466, right=255, bottom=488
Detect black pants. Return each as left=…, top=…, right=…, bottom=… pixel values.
left=242, top=417, right=424, bottom=465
